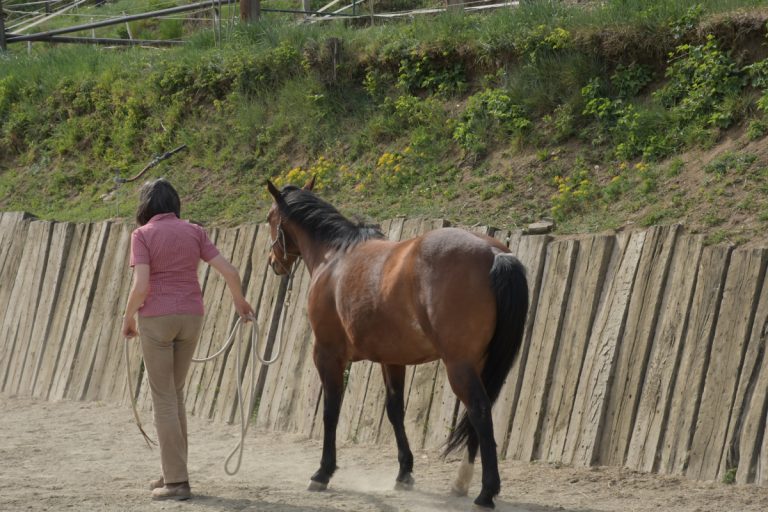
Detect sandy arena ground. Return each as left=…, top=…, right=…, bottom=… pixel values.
left=1, top=396, right=767, bottom=512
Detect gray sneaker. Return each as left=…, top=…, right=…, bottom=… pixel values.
left=149, top=477, right=164, bottom=490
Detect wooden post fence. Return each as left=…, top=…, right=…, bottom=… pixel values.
left=241, top=0, right=261, bottom=22
left=0, top=0, right=7, bottom=51
left=2, top=212, right=768, bottom=486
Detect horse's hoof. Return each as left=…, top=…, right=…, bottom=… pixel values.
left=450, top=484, right=469, bottom=497
left=307, top=480, right=328, bottom=491
left=394, top=473, right=415, bottom=491
left=473, top=495, right=495, bottom=509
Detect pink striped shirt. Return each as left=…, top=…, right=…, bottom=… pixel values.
left=130, top=213, right=219, bottom=317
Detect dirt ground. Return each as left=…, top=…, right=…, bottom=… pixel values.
left=1, top=396, right=767, bottom=512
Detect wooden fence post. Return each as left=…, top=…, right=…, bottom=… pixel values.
left=1, top=0, right=7, bottom=52
left=240, top=0, right=261, bottom=22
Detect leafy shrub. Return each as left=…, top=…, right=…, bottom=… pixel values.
left=747, top=119, right=768, bottom=140
left=453, top=89, right=531, bottom=155
left=154, top=58, right=234, bottom=103
left=363, top=67, right=389, bottom=101
left=551, top=164, right=596, bottom=221
left=581, top=79, right=674, bottom=160
left=670, top=3, right=705, bottom=40
left=518, top=25, right=571, bottom=63
left=366, top=40, right=467, bottom=98
left=654, top=35, right=745, bottom=128
left=396, top=51, right=467, bottom=97
left=611, top=63, right=653, bottom=99
left=582, top=78, right=621, bottom=127
left=541, top=103, right=576, bottom=142
left=744, top=59, right=768, bottom=89
left=388, top=94, right=446, bottom=128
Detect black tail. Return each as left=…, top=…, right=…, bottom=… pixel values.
left=443, top=253, right=529, bottom=457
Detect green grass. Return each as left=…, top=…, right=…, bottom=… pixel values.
left=2, top=1, right=768, bottom=243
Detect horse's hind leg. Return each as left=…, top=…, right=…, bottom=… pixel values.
left=451, top=434, right=478, bottom=496
left=382, top=364, right=415, bottom=490
left=445, top=363, right=500, bottom=509
left=308, top=350, right=346, bottom=491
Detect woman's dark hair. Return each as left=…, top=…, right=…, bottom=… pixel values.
left=135, top=178, right=181, bottom=226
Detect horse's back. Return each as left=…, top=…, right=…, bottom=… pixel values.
left=418, top=227, right=508, bottom=264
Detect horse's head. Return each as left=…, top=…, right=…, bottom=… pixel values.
left=266, top=177, right=315, bottom=275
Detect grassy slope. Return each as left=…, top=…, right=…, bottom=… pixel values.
left=2, top=0, right=768, bottom=245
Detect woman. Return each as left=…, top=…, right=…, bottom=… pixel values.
left=121, top=178, right=253, bottom=501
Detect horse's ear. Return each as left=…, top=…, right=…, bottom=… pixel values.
left=266, top=180, right=281, bottom=201
left=303, top=175, right=316, bottom=191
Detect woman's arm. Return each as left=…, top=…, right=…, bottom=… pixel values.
left=121, top=264, right=150, bottom=338
left=208, top=255, right=254, bottom=321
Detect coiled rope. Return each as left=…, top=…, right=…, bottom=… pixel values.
left=124, top=262, right=299, bottom=475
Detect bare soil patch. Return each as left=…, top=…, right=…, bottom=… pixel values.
left=1, top=396, right=766, bottom=512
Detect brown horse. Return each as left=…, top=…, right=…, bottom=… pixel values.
left=266, top=178, right=528, bottom=509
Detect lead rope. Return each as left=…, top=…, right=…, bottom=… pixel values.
left=123, top=260, right=300, bottom=475
left=123, top=340, right=157, bottom=449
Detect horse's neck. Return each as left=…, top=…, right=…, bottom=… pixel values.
left=292, top=228, right=334, bottom=275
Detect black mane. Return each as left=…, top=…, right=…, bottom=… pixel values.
left=278, top=186, right=384, bottom=250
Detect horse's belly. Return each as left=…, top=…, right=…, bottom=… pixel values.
left=349, top=343, right=440, bottom=365
left=346, top=318, right=439, bottom=365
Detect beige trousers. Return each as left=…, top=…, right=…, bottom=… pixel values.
left=138, top=314, right=204, bottom=484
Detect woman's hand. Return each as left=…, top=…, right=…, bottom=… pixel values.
left=209, top=255, right=255, bottom=322
left=122, top=315, right=138, bottom=338
left=235, top=297, right=255, bottom=322
left=123, top=264, right=149, bottom=339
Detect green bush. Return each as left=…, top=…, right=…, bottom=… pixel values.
left=581, top=78, right=674, bottom=161
left=518, top=25, right=572, bottom=63
left=611, top=63, right=653, bottom=99
left=747, top=119, right=768, bottom=140
left=655, top=35, right=745, bottom=128
left=551, top=163, right=597, bottom=221
left=453, top=88, right=531, bottom=155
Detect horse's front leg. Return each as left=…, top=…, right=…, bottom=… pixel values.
left=382, top=364, right=415, bottom=490
left=308, top=349, right=346, bottom=491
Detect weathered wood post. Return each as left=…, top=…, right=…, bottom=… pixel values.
left=302, top=0, right=311, bottom=17
left=0, top=0, right=7, bottom=51
left=369, top=0, right=374, bottom=25
left=240, top=0, right=261, bottom=22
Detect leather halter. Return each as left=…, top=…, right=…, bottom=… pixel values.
left=269, top=216, right=301, bottom=275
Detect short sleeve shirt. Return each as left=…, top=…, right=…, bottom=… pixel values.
left=130, top=213, right=219, bottom=317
